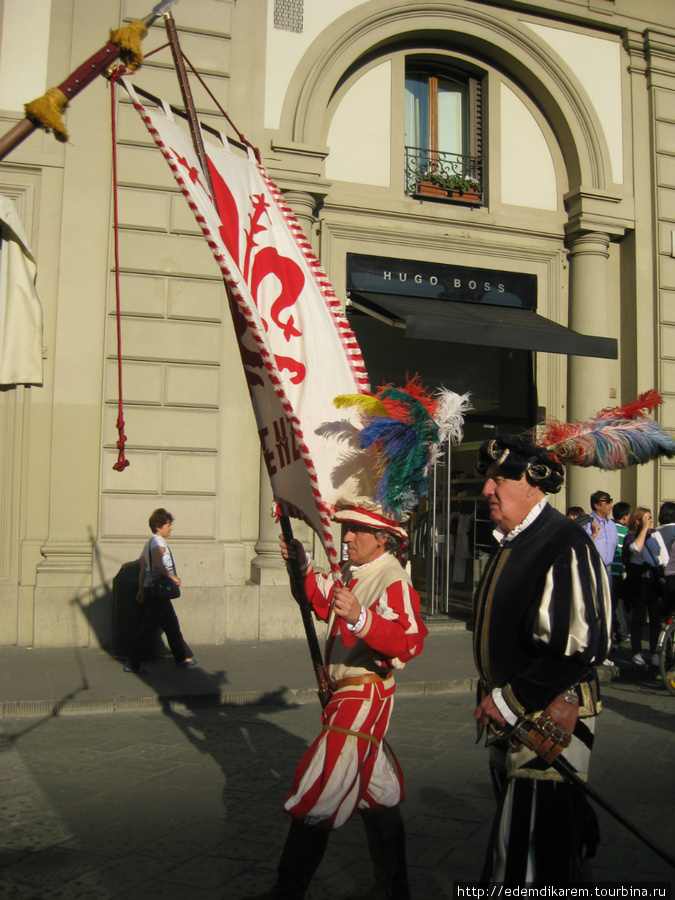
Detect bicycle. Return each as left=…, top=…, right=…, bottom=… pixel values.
left=656, top=615, right=675, bottom=696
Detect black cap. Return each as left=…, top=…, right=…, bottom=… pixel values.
left=477, top=435, right=565, bottom=494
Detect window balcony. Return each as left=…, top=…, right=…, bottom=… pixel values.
left=405, top=147, right=484, bottom=205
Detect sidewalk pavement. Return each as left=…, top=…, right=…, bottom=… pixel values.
left=0, top=618, right=636, bottom=718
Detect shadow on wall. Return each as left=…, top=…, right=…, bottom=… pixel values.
left=70, top=532, right=166, bottom=659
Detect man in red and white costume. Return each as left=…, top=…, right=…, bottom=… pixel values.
left=249, top=505, right=427, bottom=900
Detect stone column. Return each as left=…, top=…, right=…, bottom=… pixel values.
left=250, top=459, right=288, bottom=586
left=643, top=30, right=675, bottom=508
left=282, top=189, right=319, bottom=243
left=565, top=230, right=616, bottom=508
left=249, top=454, right=313, bottom=643
left=32, top=2, right=115, bottom=646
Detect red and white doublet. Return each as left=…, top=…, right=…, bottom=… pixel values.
left=284, top=552, right=427, bottom=829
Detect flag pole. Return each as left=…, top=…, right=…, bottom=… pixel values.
left=279, top=516, right=332, bottom=708
left=162, top=12, right=332, bottom=708
left=0, top=0, right=181, bottom=162
left=163, top=11, right=213, bottom=199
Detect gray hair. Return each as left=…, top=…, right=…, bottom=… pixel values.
left=373, top=529, right=401, bottom=556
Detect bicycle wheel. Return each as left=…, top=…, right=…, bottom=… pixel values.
left=658, top=622, right=675, bottom=697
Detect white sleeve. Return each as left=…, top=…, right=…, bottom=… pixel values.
left=654, top=532, right=669, bottom=567
left=492, top=688, right=518, bottom=725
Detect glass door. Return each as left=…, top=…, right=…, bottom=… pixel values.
left=409, top=440, right=493, bottom=618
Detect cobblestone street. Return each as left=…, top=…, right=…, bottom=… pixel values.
left=0, top=678, right=673, bottom=898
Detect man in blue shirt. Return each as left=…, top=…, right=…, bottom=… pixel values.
left=586, top=490, right=619, bottom=570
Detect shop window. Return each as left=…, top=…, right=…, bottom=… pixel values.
left=404, top=63, right=484, bottom=204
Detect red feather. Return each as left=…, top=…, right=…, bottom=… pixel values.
left=536, top=419, right=582, bottom=461
left=595, top=389, right=662, bottom=420
left=374, top=376, right=438, bottom=423
left=397, top=376, right=439, bottom=416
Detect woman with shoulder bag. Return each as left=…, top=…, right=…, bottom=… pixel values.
left=124, top=508, right=198, bottom=674
left=622, top=506, right=668, bottom=668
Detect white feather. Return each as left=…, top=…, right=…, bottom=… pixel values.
left=434, top=388, right=472, bottom=445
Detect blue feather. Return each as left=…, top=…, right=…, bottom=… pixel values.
left=358, top=418, right=430, bottom=517
left=556, top=418, right=675, bottom=469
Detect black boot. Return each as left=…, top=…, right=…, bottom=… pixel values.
left=242, top=818, right=330, bottom=899
left=344, top=806, right=411, bottom=900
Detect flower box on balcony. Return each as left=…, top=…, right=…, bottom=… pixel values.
left=415, top=174, right=482, bottom=203
left=449, top=188, right=481, bottom=203
left=417, top=180, right=448, bottom=197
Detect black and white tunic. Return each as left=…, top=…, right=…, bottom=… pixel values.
left=473, top=499, right=612, bottom=884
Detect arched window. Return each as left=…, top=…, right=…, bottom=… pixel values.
left=405, top=63, right=484, bottom=201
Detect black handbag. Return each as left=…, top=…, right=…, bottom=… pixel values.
left=150, top=575, right=181, bottom=601
left=149, top=546, right=181, bottom=600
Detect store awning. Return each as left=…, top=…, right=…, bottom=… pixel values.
left=347, top=292, right=617, bottom=360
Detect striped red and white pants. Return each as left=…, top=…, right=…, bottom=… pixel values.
left=284, top=676, right=404, bottom=830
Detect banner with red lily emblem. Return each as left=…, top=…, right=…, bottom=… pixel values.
left=122, top=83, right=371, bottom=573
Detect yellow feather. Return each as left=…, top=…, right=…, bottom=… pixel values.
left=333, top=394, right=389, bottom=417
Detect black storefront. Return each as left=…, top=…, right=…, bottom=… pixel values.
left=345, top=253, right=616, bottom=617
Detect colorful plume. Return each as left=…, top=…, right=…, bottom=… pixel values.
left=334, top=379, right=471, bottom=518
left=538, top=391, right=675, bottom=470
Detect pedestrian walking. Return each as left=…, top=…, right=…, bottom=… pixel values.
left=622, top=506, right=668, bottom=667
left=124, top=508, right=197, bottom=674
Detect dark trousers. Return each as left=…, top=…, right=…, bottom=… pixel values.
left=665, top=574, right=675, bottom=617
left=481, top=764, right=598, bottom=885
left=611, top=575, right=630, bottom=641
left=629, top=575, right=661, bottom=657
left=128, top=588, right=192, bottom=669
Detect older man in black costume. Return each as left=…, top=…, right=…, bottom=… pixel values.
left=473, top=435, right=612, bottom=884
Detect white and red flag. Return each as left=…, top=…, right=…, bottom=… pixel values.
left=122, top=82, right=371, bottom=573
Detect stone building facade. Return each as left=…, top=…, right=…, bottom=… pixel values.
left=0, top=0, right=674, bottom=645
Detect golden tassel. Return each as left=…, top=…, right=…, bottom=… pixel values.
left=24, top=87, right=69, bottom=142
left=109, top=19, right=148, bottom=71
left=22, top=19, right=147, bottom=144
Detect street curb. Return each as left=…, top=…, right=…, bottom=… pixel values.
left=0, top=664, right=646, bottom=720
left=0, top=677, right=481, bottom=719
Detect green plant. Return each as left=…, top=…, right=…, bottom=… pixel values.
left=419, top=170, right=447, bottom=187
left=419, top=171, right=480, bottom=194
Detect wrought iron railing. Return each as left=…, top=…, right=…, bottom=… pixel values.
left=405, top=146, right=484, bottom=203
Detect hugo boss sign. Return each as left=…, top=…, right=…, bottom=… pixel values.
left=346, top=253, right=537, bottom=310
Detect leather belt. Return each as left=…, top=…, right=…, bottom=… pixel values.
left=331, top=672, right=390, bottom=691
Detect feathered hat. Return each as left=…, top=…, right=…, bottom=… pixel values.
left=332, top=376, right=471, bottom=537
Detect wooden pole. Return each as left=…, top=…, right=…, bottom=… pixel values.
left=163, top=11, right=214, bottom=198
left=0, top=0, right=181, bottom=162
